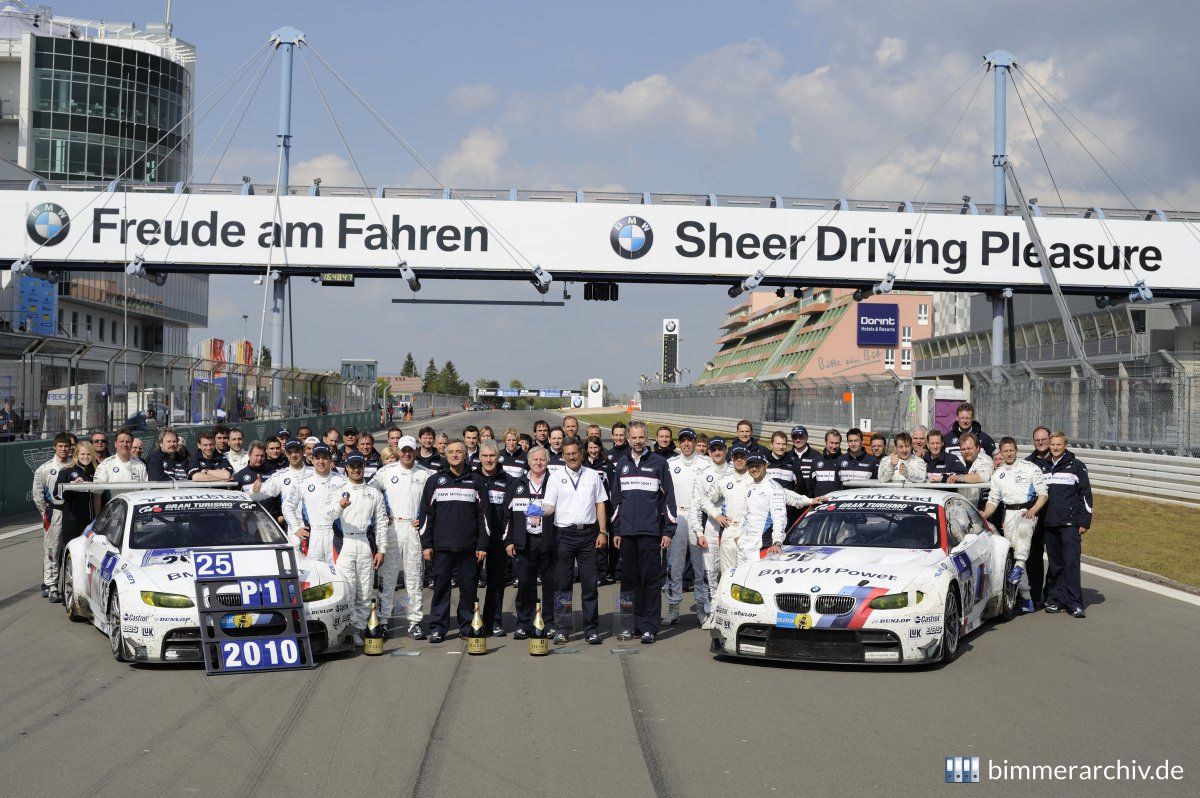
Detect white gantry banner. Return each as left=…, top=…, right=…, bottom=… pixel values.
left=5, top=191, right=1197, bottom=293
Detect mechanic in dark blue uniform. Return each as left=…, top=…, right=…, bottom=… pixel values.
left=1024, top=426, right=1053, bottom=607
left=789, top=425, right=818, bottom=497
left=924, top=428, right=967, bottom=483
left=810, top=429, right=844, bottom=494
left=837, top=427, right=878, bottom=485
left=1042, top=432, right=1093, bottom=618
left=610, top=421, right=676, bottom=644
left=944, top=401, right=996, bottom=459
left=187, top=431, right=233, bottom=482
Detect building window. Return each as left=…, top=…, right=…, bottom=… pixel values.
left=133, top=326, right=139, bottom=348
left=918, top=304, right=929, bottom=324
left=85, top=314, right=93, bottom=336
left=902, top=325, right=912, bottom=346
left=884, top=349, right=895, bottom=369
left=71, top=311, right=78, bottom=336
left=99, top=318, right=105, bottom=342
left=901, top=349, right=913, bottom=370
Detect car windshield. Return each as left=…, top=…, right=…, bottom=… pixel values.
left=129, top=499, right=287, bottom=549
left=784, top=500, right=939, bottom=549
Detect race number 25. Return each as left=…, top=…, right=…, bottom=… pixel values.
left=195, top=552, right=234, bottom=578
left=219, top=638, right=301, bottom=671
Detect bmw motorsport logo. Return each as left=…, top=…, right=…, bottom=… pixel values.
left=27, top=203, right=70, bottom=246
left=610, top=216, right=652, bottom=259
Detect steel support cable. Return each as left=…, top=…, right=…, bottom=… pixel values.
left=1011, top=69, right=1136, bottom=289
left=771, top=63, right=988, bottom=281
left=25, top=40, right=275, bottom=263
left=1008, top=70, right=1066, bottom=210
left=301, top=42, right=539, bottom=277
left=1014, top=65, right=1200, bottom=245
left=296, top=48, right=410, bottom=271
left=131, top=45, right=277, bottom=265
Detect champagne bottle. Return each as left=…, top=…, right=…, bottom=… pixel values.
left=363, top=600, right=384, bottom=656
left=466, top=601, right=487, bottom=655
left=529, top=601, right=549, bottom=656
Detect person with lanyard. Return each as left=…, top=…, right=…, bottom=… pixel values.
left=188, top=432, right=232, bottom=483
left=92, top=427, right=148, bottom=514
left=474, top=440, right=513, bottom=637
left=53, top=441, right=97, bottom=600
left=809, top=429, right=844, bottom=495
left=1041, top=432, right=1093, bottom=618
left=370, top=435, right=431, bottom=640
left=503, top=447, right=557, bottom=640
left=664, top=428, right=709, bottom=626
left=789, top=425, right=818, bottom=497
left=734, top=419, right=768, bottom=457
left=418, top=440, right=490, bottom=644
left=416, top=426, right=442, bottom=471
left=837, top=427, right=878, bottom=485
left=924, top=429, right=966, bottom=482
left=607, top=421, right=630, bottom=463
left=1024, top=426, right=1054, bottom=607
left=609, top=421, right=676, bottom=644
left=248, top=438, right=312, bottom=529
left=282, top=443, right=346, bottom=562
left=653, top=426, right=677, bottom=459
left=225, top=428, right=249, bottom=473
left=146, top=429, right=189, bottom=481
left=325, top=453, right=389, bottom=647
left=498, top=427, right=528, bottom=480
left=585, top=437, right=618, bottom=584
left=541, top=436, right=609, bottom=645
left=355, top=432, right=384, bottom=481
left=982, top=436, right=1049, bottom=615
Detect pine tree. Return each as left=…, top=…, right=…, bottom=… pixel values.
left=440, top=360, right=466, bottom=396
left=401, top=352, right=418, bottom=377
left=422, top=359, right=439, bottom=392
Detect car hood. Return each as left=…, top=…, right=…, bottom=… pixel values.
left=739, top=545, right=944, bottom=592
left=130, top=547, right=339, bottom=594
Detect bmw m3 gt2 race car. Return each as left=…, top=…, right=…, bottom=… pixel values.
left=710, top=488, right=1017, bottom=665
left=62, top=488, right=352, bottom=663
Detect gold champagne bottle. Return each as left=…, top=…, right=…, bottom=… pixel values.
left=363, top=600, right=384, bottom=656
left=466, top=601, right=487, bottom=655
left=529, top=601, right=549, bottom=656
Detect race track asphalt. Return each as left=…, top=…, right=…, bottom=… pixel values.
left=0, top=410, right=1196, bottom=797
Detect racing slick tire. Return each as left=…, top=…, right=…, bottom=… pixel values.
left=940, top=588, right=961, bottom=665
left=108, top=591, right=131, bottom=663
left=63, top=555, right=84, bottom=622
left=998, top=553, right=1018, bottom=623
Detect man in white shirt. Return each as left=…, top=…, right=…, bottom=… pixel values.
left=737, top=453, right=789, bottom=563
left=282, top=444, right=346, bottom=562
left=688, top=438, right=736, bottom=627
left=947, top=433, right=994, bottom=508
left=542, top=437, right=608, bottom=645
left=225, top=428, right=249, bottom=473
left=92, top=427, right=149, bottom=514
left=371, top=436, right=431, bottom=639
left=664, top=428, right=710, bottom=626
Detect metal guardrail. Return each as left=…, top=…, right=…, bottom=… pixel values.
left=632, top=411, right=1200, bottom=507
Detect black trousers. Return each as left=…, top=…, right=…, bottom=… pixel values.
left=514, top=533, right=556, bottom=633
left=430, top=550, right=480, bottom=636
left=1027, top=522, right=1047, bottom=605
left=619, top=535, right=664, bottom=635
left=1044, top=525, right=1084, bottom=610
left=481, top=543, right=509, bottom=629
left=554, top=526, right=600, bottom=633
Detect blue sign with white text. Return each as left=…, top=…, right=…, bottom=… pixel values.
left=856, top=302, right=899, bottom=347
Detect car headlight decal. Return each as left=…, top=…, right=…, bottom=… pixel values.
left=868, top=591, right=924, bottom=610
left=140, top=591, right=195, bottom=608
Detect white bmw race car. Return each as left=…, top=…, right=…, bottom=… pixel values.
left=62, top=488, right=352, bottom=663
left=710, top=488, right=1017, bottom=665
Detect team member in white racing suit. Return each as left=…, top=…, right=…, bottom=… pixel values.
left=370, top=435, right=430, bottom=639
left=736, top=453, right=790, bottom=563
left=983, top=436, right=1049, bottom=614
left=248, top=438, right=311, bottom=528
left=33, top=433, right=74, bottom=600
left=664, top=428, right=710, bottom=625
left=687, top=437, right=737, bottom=626
left=324, top=453, right=388, bottom=645
left=282, top=443, right=346, bottom=563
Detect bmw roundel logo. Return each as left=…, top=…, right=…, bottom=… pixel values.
left=283, top=478, right=291, bottom=485
left=438, top=476, right=448, bottom=485
left=621, top=465, right=630, bottom=474
left=673, top=466, right=681, bottom=473
left=726, top=481, right=734, bottom=489
left=610, top=216, right=653, bottom=259
left=27, top=203, right=70, bottom=246
left=664, top=320, right=677, bottom=333
left=571, top=396, right=583, bottom=408
left=706, top=474, right=714, bottom=482
left=112, top=466, right=119, bottom=472
left=307, top=484, right=316, bottom=492
left=391, top=475, right=399, bottom=483
left=589, top=380, right=601, bottom=393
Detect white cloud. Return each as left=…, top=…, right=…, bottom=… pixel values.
left=875, top=37, right=906, bottom=66
left=290, top=153, right=362, bottom=188
left=433, top=127, right=508, bottom=186
left=448, top=83, right=500, bottom=112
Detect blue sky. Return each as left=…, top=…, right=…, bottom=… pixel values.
left=65, top=1, right=1200, bottom=392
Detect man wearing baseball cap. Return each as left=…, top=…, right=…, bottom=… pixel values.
left=664, top=428, right=710, bottom=626
left=790, top=425, right=818, bottom=496
left=736, top=452, right=788, bottom=563
left=688, top=437, right=738, bottom=627
left=282, top=443, right=347, bottom=564
left=246, top=438, right=312, bottom=529
left=325, top=452, right=388, bottom=646
left=370, top=435, right=430, bottom=639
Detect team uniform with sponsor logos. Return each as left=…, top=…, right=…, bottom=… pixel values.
left=945, top=421, right=997, bottom=459
left=93, top=455, right=149, bottom=486
left=837, top=450, right=879, bottom=485
left=418, top=469, right=491, bottom=638
left=33, top=454, right=71, bottom=594
left=474, top=468, right=513, bottom=632
left=809, top=448, right=843, bottom=495
left=247, top=464, right=312, bottom=526
left=985, top=459, right=1048, bottom=600
left=924, top=450, right=967, bottom=482
left=282, top=471, right=348, bottom=563
left=370, top=462, right=431, bottom=629
left=665, top=452, right=711, bottom=613
left=610, top=450, right=676, bottom=637
left=145, top=448, right=189, bottom=481
left=877, top=455, right=929, bottom=483
left=791, top=445, right=818, bottom=498
left=735, top=480, right=788, bottom=563
left=1023, top=451, right=1053, bottom=605
left=959, top=455, right=995, bottom=508
left=691, top=466, right=752, bottom=582
left=503, top=473, right=555, bottom=635
left=1042, top=450, right=1093, bottom=613
left=323, top=481, right=388, bottom=631
left=225, top=448, right=250, bottom=474
left=498, top=448, right=528, bottom=480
